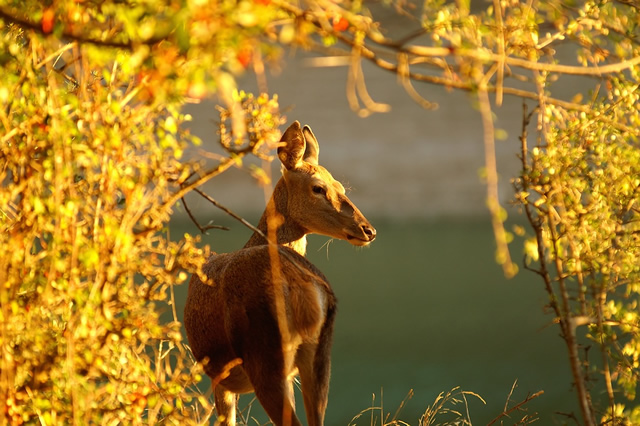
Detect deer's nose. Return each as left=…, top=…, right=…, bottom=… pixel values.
left=362, top=225, right=376, bottom=241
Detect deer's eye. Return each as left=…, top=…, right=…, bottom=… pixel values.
left=312, top=185, right=326, bottom=195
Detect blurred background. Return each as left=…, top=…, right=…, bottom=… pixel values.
left=174, top=12, right=584, bottom=423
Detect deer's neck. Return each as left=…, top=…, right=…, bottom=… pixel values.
left=244, top=179, right=308, bottom=256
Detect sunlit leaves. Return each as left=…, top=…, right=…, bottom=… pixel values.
left=516, top=77, right=640, bottom=421
left=0, top=1, right=226, bottom=422
left=0, top=0, right=292, bottom=421
left=3, top=0, right=640, bottom=423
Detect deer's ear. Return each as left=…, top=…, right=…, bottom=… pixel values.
left=302, top=125, right=319, bottom=166
left=278, top=121, right=306, bottom=170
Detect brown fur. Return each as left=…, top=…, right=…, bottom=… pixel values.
left=184, top=121, right=376, bottom=426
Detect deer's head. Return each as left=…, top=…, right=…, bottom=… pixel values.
left=277, top=121, right=376, bottom=246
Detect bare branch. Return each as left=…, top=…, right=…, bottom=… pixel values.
left=329, top=28, right=591, bottom=112
left=181, top=196, right=229, bottom=234
left=192, top=188, right=266, bottom=240
left=517, top=100, right=565, bottom=331
left=346, top=47, right=391, bottom=117
left=397, top=53, right=438, bottom=110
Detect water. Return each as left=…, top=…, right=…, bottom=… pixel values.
left=172, top=217, right=580, bottom=425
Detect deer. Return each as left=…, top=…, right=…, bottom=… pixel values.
left=184, top=121, right=376, bottom=426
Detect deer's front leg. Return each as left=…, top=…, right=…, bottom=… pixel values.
left=214, top=387, right=238, bottom=426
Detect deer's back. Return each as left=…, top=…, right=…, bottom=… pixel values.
left=184, top=245, right=336, bottom=380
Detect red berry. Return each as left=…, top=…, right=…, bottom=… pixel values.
left=332, top=16, right=349, bottom=32
left=237, top=48, right=252, bottom=68
left=42, top=8, right=55, bottom=34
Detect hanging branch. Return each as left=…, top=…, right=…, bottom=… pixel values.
left=397, top=52, right=438, bottom=110
left=477, top=76, right=517, bottom=277
left=272, top=0, right=640, bottom=114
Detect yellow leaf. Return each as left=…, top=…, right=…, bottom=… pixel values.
left=495, top=128, right=508, bottom=141
left=280, top=23, right=295, bottom=44
left=524, top=237, right=539, bottom=262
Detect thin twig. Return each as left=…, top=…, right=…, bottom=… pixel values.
left=192, top=188, right=266, bottom=240
left=493, top=0, right=505, bottom=106
left=190, top=176, right=317, bottom=280
left=486, top=390, right=544, bottom=425
left=157, top=151, right=253, bottom=229
left=517, top=102, right=562, bottom=318
left=181, top=196, right=229, bottom=234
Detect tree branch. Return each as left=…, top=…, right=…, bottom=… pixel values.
left=192, top=188, right=265, bottom=240
left=0, top=7, right=168, bottom=49
left=276, top=0, right=640, bottom=116
left=181, top=196, right=229, bottom=234
left=280, top=0, right=640, bottom=76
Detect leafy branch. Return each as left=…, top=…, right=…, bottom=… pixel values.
left=0, top=7, right=169, bottom=49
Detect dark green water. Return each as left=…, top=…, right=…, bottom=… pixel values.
left=172, top=217, right=579, bottom=425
